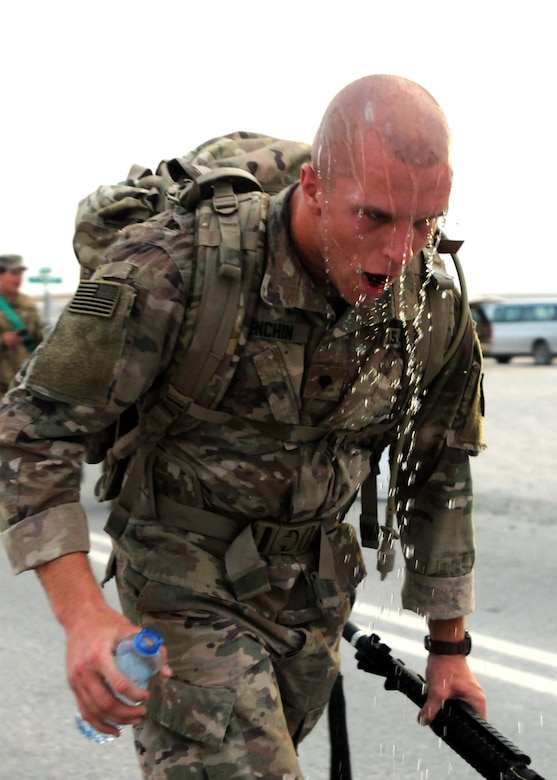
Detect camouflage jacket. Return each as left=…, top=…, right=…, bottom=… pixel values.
left=0, top=292, right=43, bottom=392
left=0, top=186, right=484, bottom=621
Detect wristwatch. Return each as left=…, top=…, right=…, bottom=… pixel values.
left=424, top=631, right=472, bottom=656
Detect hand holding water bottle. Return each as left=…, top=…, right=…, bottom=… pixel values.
left=76, top=627, right=166, bottom=743
left=64, top=602, right=172, bottom=743
left=36, top=553, right=172, bottom=744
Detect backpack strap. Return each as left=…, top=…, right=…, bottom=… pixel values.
left=0, top=294, right=36, bottom=352
left=172, top=177, right=251, bottom=400
left=103, top=184, right=269, bottom=540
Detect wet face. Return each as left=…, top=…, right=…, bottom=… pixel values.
left=305, top=151, right=452, bottom=306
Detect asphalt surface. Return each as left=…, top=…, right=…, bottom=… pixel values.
left=1, top=357, right=556, bottom=778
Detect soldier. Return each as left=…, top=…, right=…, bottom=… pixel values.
left=0, top=75, right=486, bottom=778
left=0, top=254, right=43, bottom=395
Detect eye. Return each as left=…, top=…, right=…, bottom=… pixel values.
left=361, top=209, right=390, bottom=225
left=414, top=217, right=433, bottom=233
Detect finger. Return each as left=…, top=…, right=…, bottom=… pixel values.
left=79, top=680, right=147, bottom=729
left=418, top=695, right=442, bottom=726
left=467, top=689, right=487, bottom=720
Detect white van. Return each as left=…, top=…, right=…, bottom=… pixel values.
left=471, top=295, right=557, bottom=364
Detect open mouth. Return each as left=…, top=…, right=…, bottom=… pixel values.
left=363, top=272, right=389, bottom=288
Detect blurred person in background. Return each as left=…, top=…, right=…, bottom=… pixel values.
left=0, top=254, right=43, bottom=395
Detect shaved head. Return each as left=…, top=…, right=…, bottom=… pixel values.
left=312, top=74, right=451, bottom=185
left=290, top=74, right=453, bottom=305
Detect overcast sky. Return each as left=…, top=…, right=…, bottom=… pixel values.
left=2, top=1, right=555, bottom=298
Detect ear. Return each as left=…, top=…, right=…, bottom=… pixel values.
left=299, top=163, right=322, bottom=216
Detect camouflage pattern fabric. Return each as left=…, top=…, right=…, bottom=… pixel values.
left=0, top=292, right=43, bottom=395
left=0, top=184, right=484, bottom=776
left=117, top=558, right=352, bottom=779
left=180, top=131, right=311, bottom=193
left=73, top=132, right=311, bottom=280
left=0, top=185, right=484, bottom=607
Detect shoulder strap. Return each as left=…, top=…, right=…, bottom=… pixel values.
left=0, top=294, right=36, bottom=352
left=176, top=177, right=262, bottom=405
left=0, top=294, right=26, bottom=331
left=103, top=184, right=268, bottom=539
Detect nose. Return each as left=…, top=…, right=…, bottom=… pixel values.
left=383, top=222, right=414, bottom=274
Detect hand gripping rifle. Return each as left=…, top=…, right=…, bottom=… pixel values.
left=340, top=620, right=546, bottom=780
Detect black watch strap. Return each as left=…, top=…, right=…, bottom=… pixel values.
left=424, top=631, right=472, bottom=656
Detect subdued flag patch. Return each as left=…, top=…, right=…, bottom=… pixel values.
left=68, top=281, right=122, bottom=317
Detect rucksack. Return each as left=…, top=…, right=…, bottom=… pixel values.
left=74, top=131, right=311, bottom=279
left=72, top=131, right=473, bottom=577
left=73, top=132, right=313, bottom=530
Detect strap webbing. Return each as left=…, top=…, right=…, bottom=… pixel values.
left=359, top=466, right=380, bottom=550
left=182, top=192, right=244, bottom=400
left=0, top=294, right=35, bottom=352
left=104, top=186, right=259, bottom=539
left=328, top=673, right=352, bottom=780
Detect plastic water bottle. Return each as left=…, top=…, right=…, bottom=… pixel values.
left=75, top=626, right=164, bottom=744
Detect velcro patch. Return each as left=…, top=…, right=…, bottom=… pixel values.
left=68, top=280, right=121, bottom=317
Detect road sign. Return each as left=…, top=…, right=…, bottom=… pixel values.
left=26, top=267, right=64, bottom=325
left=28, top=273, right=63, bottom=284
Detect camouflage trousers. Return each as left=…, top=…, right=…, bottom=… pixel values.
left=117, top=567, right=352, bottom=780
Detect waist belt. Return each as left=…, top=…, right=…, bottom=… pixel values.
left=141, top=493, right=342, bottom=606
left=148, top=493, right=339, bottom=555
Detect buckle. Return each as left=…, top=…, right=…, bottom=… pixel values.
left=252, top=519, right=321, bottom=556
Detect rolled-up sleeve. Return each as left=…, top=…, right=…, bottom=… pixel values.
left=398, top=321, right=485, bottom=619
left=0, top=237, right=187, bottom=573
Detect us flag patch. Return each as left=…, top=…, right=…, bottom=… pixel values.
left=68, top=281, right=121, bottom=317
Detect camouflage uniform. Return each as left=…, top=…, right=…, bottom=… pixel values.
left=0, top=291, right=43, bottom=395
left=0, top=184, right=484, bottom=779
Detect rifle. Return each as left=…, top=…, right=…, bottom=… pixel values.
left=341, top=620, right=547, bottom=780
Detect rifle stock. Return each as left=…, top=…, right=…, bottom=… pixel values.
left=343, top=620, right=546, bottom=780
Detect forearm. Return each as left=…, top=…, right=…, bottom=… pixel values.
left=36, top=551, right=159, bottom=736
left=37, top=552, right=109, bottom=630
left=428, top=615, right=466, bottom=642
left=37, top=553, right=144, bottom=692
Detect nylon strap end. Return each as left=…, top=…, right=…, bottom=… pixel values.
left=376, top=525, right=399, bottom=580
left=104, top=501, right=132, bottom=540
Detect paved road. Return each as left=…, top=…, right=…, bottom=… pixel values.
left=1, top=358, right=555, bottom=778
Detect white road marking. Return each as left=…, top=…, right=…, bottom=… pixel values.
left=88, top=535, right=557, bottom=696
left=350, top=601, right=557, bottom=696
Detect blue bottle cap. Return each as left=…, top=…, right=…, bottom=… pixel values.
left=134, top=627, right=163, bottom=656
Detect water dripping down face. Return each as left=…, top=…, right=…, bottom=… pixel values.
left=305, top=99, right=452, bottom=305
left=314, top=148, right=452, bottom=307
